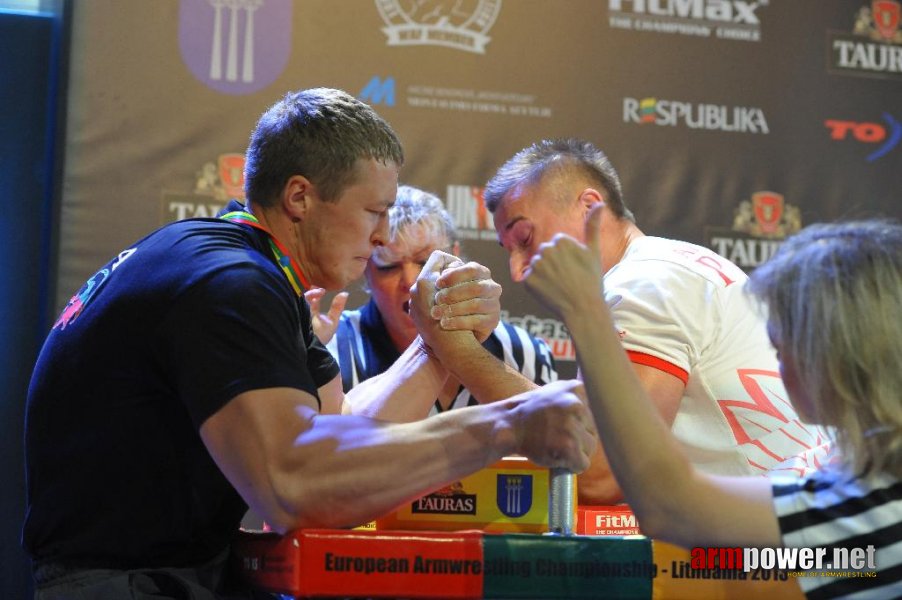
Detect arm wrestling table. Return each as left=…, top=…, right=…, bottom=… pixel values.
left=231, top=459, right=803, bottom=599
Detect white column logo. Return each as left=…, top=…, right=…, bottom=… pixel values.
left=208, top=0, right=264, bottom=83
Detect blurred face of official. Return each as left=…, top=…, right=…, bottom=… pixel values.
left=494, top=179, right=587, bottom=282
left=365, top=224, right=452, bottom=351
left=299, top=159, right=398, bottom=290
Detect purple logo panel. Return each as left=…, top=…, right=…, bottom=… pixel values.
left=179, top=0, right=292, bottom=95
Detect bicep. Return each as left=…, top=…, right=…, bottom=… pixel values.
left=631, top=362, right=685, bottom=426
left=199, top=387, right=320, bottom=524
left=318, top=374, right=344, bottom=415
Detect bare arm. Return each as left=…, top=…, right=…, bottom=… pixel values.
left=415, top=252, right=542, bottom=403
left=346, top=251, right=541, bottom=421
left=317, top=373, right=344, bottom=415
left=200, top=380, right=595, bottom=533
left=576, top=364, right=683, bottom=505
left=343, top=338, right=449, bottom=421
left=523, top=205, right=781, bottom=548
left=564, top=300, right=778, bottom=547
left=338, top=251, right=463, bottom=421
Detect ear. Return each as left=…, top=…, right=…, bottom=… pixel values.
left=283, top=175, right=315, bottom=222
left=577, top=187, right=605, bottom=213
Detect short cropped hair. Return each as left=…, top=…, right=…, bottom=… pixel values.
left=483, top=138, right=633, bottom=222
left=748, top=220, right=902, bottom=478
left=244, top=88, right=404, bottom=206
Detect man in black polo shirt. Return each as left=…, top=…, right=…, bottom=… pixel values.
left=23, top=88, right=595, bottom=599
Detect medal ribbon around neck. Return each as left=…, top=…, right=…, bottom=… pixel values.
left=219, top=210, right=310, bottom=296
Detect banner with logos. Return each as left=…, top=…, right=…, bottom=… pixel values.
left=58, top=0, right=901, bottom=376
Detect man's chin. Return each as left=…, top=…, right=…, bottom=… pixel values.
left=315, top=273, right=361, bottom=292
left=326, top=262, right=368, bottom=290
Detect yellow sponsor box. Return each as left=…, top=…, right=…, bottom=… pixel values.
left=374, top=456, right=575, bottom=533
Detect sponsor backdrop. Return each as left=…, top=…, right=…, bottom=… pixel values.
left=59, top=0, right=901, bottom=376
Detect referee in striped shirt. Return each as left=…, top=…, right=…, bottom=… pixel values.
left=306, top=184, right=558, bottom=419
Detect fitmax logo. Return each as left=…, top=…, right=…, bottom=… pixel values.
left=360, top=76, right=396, bottom=107
left=825, top=113, right=902, bottom=161
left=609, top=0, right=765, bottom=24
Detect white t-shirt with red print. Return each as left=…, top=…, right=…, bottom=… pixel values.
left=603, top=236, right=832, bottom=477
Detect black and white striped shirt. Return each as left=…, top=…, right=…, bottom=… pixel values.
left=771, top=469, right=902, bottom=599
left=326, top=300, right=557, bottom=414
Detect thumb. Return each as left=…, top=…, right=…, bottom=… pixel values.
left=420, top=249, right=460, bottom=278
left=585, top=203, right=604, bottom=256
left=328, top=292, right=349, bottom=321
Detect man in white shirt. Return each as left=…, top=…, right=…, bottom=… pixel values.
left=484, top=137, right=831, bottom=505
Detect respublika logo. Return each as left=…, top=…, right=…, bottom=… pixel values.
left=179, top=0, right=292, bottom=94
left=828, top=1, right=902, bottom=80
left=160, top=153, right=245, bottom=223
left=608, top=0, right=767, bottom=42
left=706, top=192, right=802, bottom=270
left=624, top=97, right=769, bottom=134
left=825, top=113, right=902, bottom=162
left=375, top=0, right=502, bottom=54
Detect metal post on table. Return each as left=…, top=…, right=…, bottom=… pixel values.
left=547, top=468, right=575, bottom=535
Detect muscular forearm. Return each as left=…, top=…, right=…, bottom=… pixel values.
left=431, top=333, right=539, bottom=403
left=577, top=443, right=625, bottom=505
left=268, top=400, right=521, bottom=531
left=206, top=379, right=595, bottom=537
left=565, top=298, right=698, bottom=539
left=343, top=337, right=449, bottom=421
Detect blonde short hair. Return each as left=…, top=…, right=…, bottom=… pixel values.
left=748, top=220, right=902, bottom=478
left=369, top=185, right=457, bottom=266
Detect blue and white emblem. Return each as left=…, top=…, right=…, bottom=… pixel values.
left=496, top=474, right=532, bottom=517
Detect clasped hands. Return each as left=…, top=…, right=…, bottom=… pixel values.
left=408, top=250, right=501, bottom=355
left=304, top=251, right=501, bottom=349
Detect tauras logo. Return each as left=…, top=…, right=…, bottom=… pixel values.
left=623, top=97, right=769, bottom=134
left=706, top=191, right=801, bottom=271
left=609, top=0, right=764, bottom=24
left=160, top=154, right=244, bottom=224
left=828, top=2, right=902, bottom=80
left=411, top=483, right=477, bottom=515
